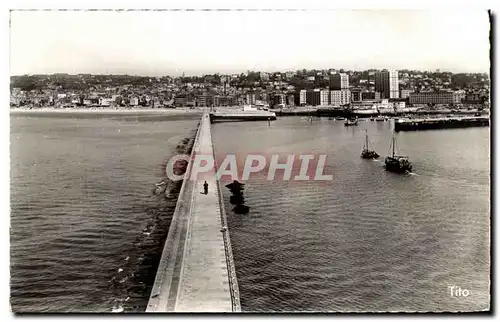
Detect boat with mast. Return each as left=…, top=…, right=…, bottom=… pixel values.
left=361, top=130, right=380, bottom=159
left=385, top=135, right=412, bottom=173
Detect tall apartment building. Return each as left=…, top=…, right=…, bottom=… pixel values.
left=314, top=75, right=323, bottom=88
left=330, top=90, right=350, bottom=106
left=329, top=73, right=349, bottom=90
left=330, top=90, right=341, bottom=106
left=299, top=89, right=307, bottom=105
left=340, top=89, right=351, bottom=105
left=320, top=89, right=330, bottom=106
left=306, top=89, right=321, bottom=106
left=246, top=92, right=256, bottom=105
left=375, top=70, right=399, bottom=99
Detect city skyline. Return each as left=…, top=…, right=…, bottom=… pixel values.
left=10, top=10, right=491, bottom=76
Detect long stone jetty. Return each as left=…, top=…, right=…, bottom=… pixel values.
left=147, top=112, right=240, bottom=312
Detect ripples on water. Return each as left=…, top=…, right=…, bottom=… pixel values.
left=10, top=112, right=200, bottom=312
left=213, top=117, right=490, bottom=312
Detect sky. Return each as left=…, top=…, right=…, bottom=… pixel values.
left=9, top=9, right=491, bottom=76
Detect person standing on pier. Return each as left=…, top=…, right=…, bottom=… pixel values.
left=203, top=181, right=209, bottom=195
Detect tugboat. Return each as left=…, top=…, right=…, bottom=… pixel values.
left=361, top=130, right=379, bottom=159
left=344, top=118, right=358, bottom=126
left=385, top=135, right=412, bottom=173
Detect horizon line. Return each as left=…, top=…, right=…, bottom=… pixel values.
left=10, top=68, right=491, bottom=78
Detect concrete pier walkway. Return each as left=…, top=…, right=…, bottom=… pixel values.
left=147, top=113, right=240, bottom=312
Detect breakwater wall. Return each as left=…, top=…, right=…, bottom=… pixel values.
left=146, top=113, right=240, bottom=312
left=394, top=117, right=490, bottom=132
left=209, top=112, right=276, bottom=123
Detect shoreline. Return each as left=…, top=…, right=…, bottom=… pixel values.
left=9, top=107, right=204, bottom=114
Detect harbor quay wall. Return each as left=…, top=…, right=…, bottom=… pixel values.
left=209, top=112, right=276, bottom=123
left=147, top=113, right=240, bottom=312
left=394, top=117, right=490, bottom=132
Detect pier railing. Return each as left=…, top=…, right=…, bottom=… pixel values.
left=209, top=122, right=242, bottom=312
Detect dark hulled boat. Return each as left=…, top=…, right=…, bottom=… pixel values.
left=361, top=130, right=379, bottom=159
left=385, top=135, right=412, bottom=173
left=344, top=118, right=358, bottom=126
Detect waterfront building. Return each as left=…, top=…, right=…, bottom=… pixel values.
left=246, top=92, right=256, bottom=105
left=453, top=90, right=466, bottom=104
left=299, top=89, right=307, bottom=105
left=306, top=89, right=321, bottom=106
left=400, top=89, right=413, bottom=99
left=361, top=91, right=381, bottom=101
left=130, top=96, right=139, bottom=106
left=254, top=89, right=264, bottom=101
left=408, top=91, right=454, bottom=105
left=340, top=89, right=351, bottom=106
left=375, top=70, right=399, bottom=99
left=330, top=90, right=341, bottom=107
left=174, top=95, right=188, bottom=107
left=463, top=93, right=485, bottom=104
left=351, top=88, right=362, bottom=102
left=152, top=97, right=161, bottom=108
left=99, top=98, right=113, bottom=107
left=320, top=89, right=330, bottom=106
left=329, top=73, right=349, bottom=90
left=197, top=93, right=214, bottom=107
left=269, top=93, right=286, bottom=108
